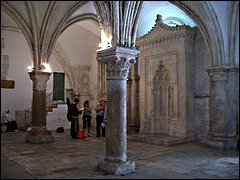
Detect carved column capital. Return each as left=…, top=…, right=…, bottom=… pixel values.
left=207, top=67, right=228, bottom=81
left=28, top=70, right=52, bottom=91
left=97, top=46, right=139, bottom=80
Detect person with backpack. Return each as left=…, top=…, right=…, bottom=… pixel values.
left=67, top=98, right=82, bottom=139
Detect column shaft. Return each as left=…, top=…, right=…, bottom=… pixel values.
left=106, top=80, right=127, bottom=162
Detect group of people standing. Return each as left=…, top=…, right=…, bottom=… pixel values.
left=67, top=97, right=107, bottom=139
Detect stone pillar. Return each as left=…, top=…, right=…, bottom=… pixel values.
left=207, top=66, right=239, bottom=149
left=26, top=70, right=54, bottom=143
left=97, top=46, right=139, bottom=175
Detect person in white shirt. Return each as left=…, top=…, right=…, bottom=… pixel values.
left=95, top=98, right=107, bottom=137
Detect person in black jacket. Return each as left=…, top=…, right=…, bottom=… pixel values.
left=67, top=98, right=82, bottom=139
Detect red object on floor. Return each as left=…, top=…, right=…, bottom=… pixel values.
left=78, top=130, right=85, bottom=139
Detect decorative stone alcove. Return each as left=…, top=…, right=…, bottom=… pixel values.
left=151, top=62, right=173, bottom=134
left=136, top=15, right=197, bottom=138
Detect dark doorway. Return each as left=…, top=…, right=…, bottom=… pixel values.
left=53, top=72, right=65, bottom=101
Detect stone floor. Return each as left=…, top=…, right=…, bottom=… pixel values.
left=1, top=130, right=239, bottom=179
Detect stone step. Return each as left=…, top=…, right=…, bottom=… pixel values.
left=127, top=133, right=194, bottom=146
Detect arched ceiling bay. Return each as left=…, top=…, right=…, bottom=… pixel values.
left=56, top=1, right=100, bottom=66
left=137, top=1, right=196, bottom=37
left=70, top=1, right=97, bottom=18
left=57, top=20, right=100, bottom=66
left=75, top=20, right=100, bottom=37
left=1, top=10, right=19, bottom=29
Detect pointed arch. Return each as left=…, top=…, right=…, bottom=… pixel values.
left=47, top=1, right=88, bottom=61
left=25, top=1, right=40, bottom=68
left=93, top=1, right=112, bottom=49
left=228, top=1, right=239, bottom=66
left=171, top=1, right=226, bottom=67
left=1, top=1, right=34, bottom=65
left=39, top=1, right=62, bottom=65
left=62, top=13, right=99, bottom=33
left=52, top=42, right=76, bottom=91
left=93, top=1, right=143, bottom=49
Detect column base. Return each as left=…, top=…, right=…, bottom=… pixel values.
left=97, top=160, right=136, bottom=175
left=25, top=126, right=54, bottom=144
left=201, top=136, right=237, bottom=150
left=127, top=125, right=140, bottom=133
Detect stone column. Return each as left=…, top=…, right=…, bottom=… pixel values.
left=207, top=66, right=239, bottom=149
left=97, top=46, right=139, bottom=175
left=26, top=70, right=54, bottom=143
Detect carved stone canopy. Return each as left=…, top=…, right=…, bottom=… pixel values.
left=136, top=15, right=197, bottom=49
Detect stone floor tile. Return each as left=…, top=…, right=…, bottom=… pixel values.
left=1, top=130, right=239, bottom=179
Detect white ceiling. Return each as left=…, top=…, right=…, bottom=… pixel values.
left=71, top=1, right=97, bottom=19
left=136, top=1, right=196, bottom=37
left=1, top=1, right=196, bottom=41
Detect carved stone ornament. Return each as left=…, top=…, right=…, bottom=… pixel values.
left=136, top=15, right=196, bottom=50
left=97, top=46, right=139, bottom=80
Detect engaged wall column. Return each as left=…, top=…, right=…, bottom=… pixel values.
left=26, top=70, right=54, bottom=143
left=207, top=66, right=239, bottom=149
left=97, top=46, right=139, bottom=175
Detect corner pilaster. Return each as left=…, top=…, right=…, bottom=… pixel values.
left=206, top=66, right=239, bottom=149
